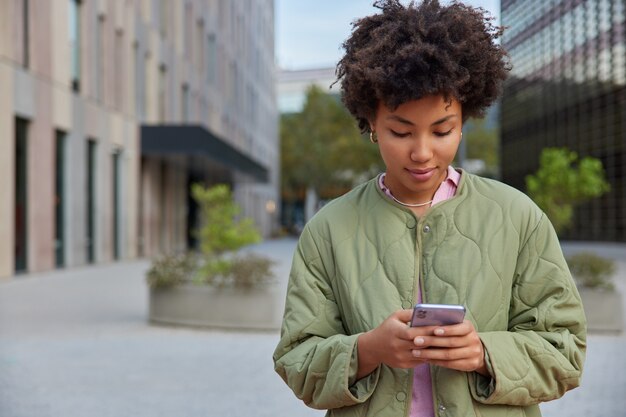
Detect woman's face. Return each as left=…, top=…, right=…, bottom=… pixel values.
left=370, top=95, right=462, bottom=204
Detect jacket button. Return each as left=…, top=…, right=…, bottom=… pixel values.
left=438, top=404, right=446, bottom=413
left=423, top=225, right=431, bottom=233
left=396, top=392, right=407, bottom=401
left=406, top=217, right=416, bottom=229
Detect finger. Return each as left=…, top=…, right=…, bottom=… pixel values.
left=414, top=334, right=474, bottom=349
left=431, top=320, right=474, bottom=337
left=387, top=348, right=429, bottom=368
left=394, top=309, right=415, bottom=324
left=424, top=357, right=485, bottom=373
left=395, top=339, right=424, bottom=351
left=399, top=320, right=436, bottom=341
left=411, top=346, right=480, bottom=361
left=407, top=325, right=440, bottom=335
left=405, top=326, right=439, bottom=343
left=403, top=352, right=430, bottom=366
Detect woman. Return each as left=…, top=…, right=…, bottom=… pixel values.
left=273, top=1, right=586, bottom=416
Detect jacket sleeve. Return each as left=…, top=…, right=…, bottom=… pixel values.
left=272, top=225, right=381, bottom=410
left=469, top=214, right=587, bottom=405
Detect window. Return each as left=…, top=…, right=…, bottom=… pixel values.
left=134, top=42, right=143, bottom=119
left=144, top=52, right=150, bottom=120
left=55, top=131, right=67, bottom=267
left=181, top=84, right=190, bottom=122
left=185, top=4, right=192, bottom=61
left=96, top=16, right=105, bottom=101
left=159, top=0, right=168, bottom=38
left=112, top=151, right=122, bottom=260
left=115, top=30, right=124, bottom=110
left=207, top=34, right=216, bottom=84
left=15, top=118, right=29, bottom=273
left=160, top=161, right=168, bottom=252
left=196, top=20, right=205, bottom=73
left=158, top=65, right=167, bottom=122
left=69, top=0, right=82, bottom=92
left=22, top=0, right=29, bottom=68
left=86, top=139, right=97, bottom=263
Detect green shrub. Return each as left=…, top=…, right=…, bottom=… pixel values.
left=526, top=148, right=610, bottom=235
left=230, top=254, right=276, bottom=289
left=146, top=253, right=197, bottom=289
left=566, top=252, right=616, bottom=291
left=146, top=184, right=274, bottom=290
left=193, top=256, right=234, bottom=285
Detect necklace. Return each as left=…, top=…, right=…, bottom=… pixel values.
left=389, top=194, right=433, bottom=207
left=380, top=174, right=433, bottom=207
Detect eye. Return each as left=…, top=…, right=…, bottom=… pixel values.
left=390, top=129, right=411, bottom=138
left=434, top=129, right=453, bottom=137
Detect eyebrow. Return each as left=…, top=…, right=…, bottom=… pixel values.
left=386, top=114, right=458, bottom=126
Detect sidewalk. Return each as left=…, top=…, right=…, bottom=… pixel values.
left=0, top=238, right=624, bottom=417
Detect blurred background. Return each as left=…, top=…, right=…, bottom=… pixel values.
left=1, top=0, right=624, bottom=277
left=0, top=0, right=625, bottom=416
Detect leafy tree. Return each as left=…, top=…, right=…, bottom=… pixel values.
left=525, top=147, right=610, bottom=235
left=191, top=183, right=260, bottom=255
left=281, top=86, right=382, bottom=203
left=191, top=183, right=261, bottom=277
left=462, top=118, right=499, bottom=176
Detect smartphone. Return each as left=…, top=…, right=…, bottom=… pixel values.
left=410, top=303, right=466, bottom=327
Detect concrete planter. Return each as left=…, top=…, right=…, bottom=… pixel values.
left=148, top=283, right=284, bottom=330
left=578, top=287, right=623, bottom=333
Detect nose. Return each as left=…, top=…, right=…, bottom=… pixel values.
left=409, top=138, right=433, bottom=163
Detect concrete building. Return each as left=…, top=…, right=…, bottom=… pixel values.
left=501, top=0, right=626, bottom=241
left=0, top=0, right=278, bottom=278
left=278, top=67, right=337, bottom=113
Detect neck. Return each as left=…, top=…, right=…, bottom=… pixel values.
left=381, top=174, right=434, bottom=207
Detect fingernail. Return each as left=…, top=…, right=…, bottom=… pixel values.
left=434, top=329, right=444, bottom=336
left=412, top=349, right=421, bottom=357
left=414, top=337, right=425, bottom=345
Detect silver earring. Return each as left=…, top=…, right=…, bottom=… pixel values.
left=370, top=131, right=378, bottom=143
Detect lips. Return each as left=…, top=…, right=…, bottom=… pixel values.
left=406, top=167, right=436, bottom=182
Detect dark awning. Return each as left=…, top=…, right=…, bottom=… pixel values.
left=141, top=125, right=269, bottom=182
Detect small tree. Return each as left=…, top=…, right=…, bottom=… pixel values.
left=191, top=183, right=261, bottom=278
left=147, top=184, right=273, bottom=289
left=281, top=86, right=383, bottom=223
left=462, top=118, right=499, bottom=177
left=525, top=147, right=610, bottom=235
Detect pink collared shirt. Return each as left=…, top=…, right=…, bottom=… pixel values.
left=378, top=166, right=460, bottom=207
left=378, top=166, right=461, bottom=417
left=430, top=166, right=461, bottom=205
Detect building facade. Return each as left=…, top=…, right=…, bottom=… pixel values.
left=501, top=0, right=626, bottom=241
left=278, top=67, right=337, bottom=113
left=0, top=0, right=278, bottom=279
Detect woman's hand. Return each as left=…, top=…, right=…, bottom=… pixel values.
left=357, top=313, right=489, bottom=379
left=356, top=309, right=428, bottom=378
left=410, top=319, right=489, bottom=376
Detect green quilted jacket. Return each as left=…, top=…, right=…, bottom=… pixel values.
left=273, top=172, right=586, bottom=417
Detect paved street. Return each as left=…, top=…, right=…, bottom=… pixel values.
left=0, top=238, right=625, bottom=417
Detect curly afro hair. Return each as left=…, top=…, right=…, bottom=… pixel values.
left=335, top=0, right=511, bottom=133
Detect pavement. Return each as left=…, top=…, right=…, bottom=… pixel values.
left=0, top=238, right=625, bottom=417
